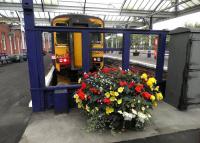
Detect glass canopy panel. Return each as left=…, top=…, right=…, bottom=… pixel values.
left=86, top=0, right=123, bottom=9
left=179, top=2, right=190, bottom=9
left=186, top=1, right=195, bottom=7
left=139, top=0, right=151, bottom=10
left=143, top=0, right=156, bottom=10
left=43, top=0, right=58, bottom=5
left=34, top=0, right=41, bottom=4
left=0, top=10, right=8, bottom=17
left=58, top=0, right=83, bottom=7
left=148, top=0, right=162, bottom=11
left=156, top=1, right=167, bottom=11
left=192, top=0, right=200, bottom=5
left=125, top=0, right=137, bottom=9
left=86, top=11, right=118, bottom=16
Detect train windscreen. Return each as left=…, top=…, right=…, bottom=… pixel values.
left=55, top=23, right=69, bottom=44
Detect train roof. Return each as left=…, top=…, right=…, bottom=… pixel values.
left=52, top=14, right=103, bottom=23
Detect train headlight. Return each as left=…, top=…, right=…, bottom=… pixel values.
left=97, top=57, right=101, bottom=62
left=59, top=59, right=63, bottom=63
left=93, top=58, right=97, bottom=61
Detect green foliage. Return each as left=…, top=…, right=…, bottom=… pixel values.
left=74, top=68, right=163, bottom=133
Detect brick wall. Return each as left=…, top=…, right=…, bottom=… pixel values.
left=0, top=23, right=26, bottom=56
left=0, top=24, right=11, bottom=55
left=0, top=23, right=51, bottom=56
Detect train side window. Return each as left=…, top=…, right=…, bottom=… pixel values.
left=55, top=23, right=69, bottom=44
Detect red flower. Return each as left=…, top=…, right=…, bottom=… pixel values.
left=103, top=98, right=111, bottom=105
left=111, top=67, right=118, bottom=71
left=102, top=67, right=111, bottom=73
left=135, top=85, right=143, bottom=93
left=142, top=92, right=151, bottom=100
left=81, top=82, right=87, bottom=90
left=87, top=95, right=91, bottom=100
left=83, top=73, right=89, bottom=79
left=77, top=90, right=85, bottom=100
left=119, top=81, right=128, bottom=86
left=89, top=87, right=99, bottom=94
left=121, top=70, right=126, bottom=74
left=128, top=81, right=135, bottom=88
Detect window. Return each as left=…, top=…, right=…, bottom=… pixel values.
left=91, top=33, right=101, bottom=44
left=1, top=32, right=6, bottom=50
left=9, top=35, right=13, bottom=54
left=55, top=23, right=69, bottom=44
left=90, top=24, right=102, bottom=44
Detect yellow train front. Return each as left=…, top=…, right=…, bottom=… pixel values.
left=52, top=14, right=104, bottom=77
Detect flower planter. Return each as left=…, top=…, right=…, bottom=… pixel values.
left=74, top=67, right=163, bottom=132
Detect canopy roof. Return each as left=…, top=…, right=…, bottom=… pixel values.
left=0, top=0, right=200, bottom=28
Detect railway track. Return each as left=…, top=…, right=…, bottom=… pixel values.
left=104, top=57, right=167, bottom=79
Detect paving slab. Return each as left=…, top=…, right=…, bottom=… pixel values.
left=20, top=102, right=200, bottom=143
left=0, top=55, right=52, bottom=143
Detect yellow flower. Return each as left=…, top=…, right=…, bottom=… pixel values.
left=141, top=73, right=148, bottom=81
left=74, top=94, right=79, bottom=99
left=78, top=103, right=83, bottom=108
left=155, top=86, right=159, bottom=91
left=110, top=91, right=115, bottom=96
left=74, top=94, right=82, bottom=103
left=156, top=92, right=163, bottom=101
left=118, top=87, right=124, bottom=93
left=85, top=105, right=90, bottom=112
left=117, top=99, right=122, bottom=104
left=147, top=80, right=153, bottom=88
left=75, top=98, right=82, bottom=104
left=105, top=92, right=110, bottom=98
left=106, top=106, right=114, bottom=115
left=153, top=101, right=158, bottom=107
left=78, top=78, right=82, bottom=83
left=147, top=77, right=157, bottom=88
left=110, top=96, right=116, bottom=101
left=149, top=77, right=157, bottom=84
left=150, top=95, right=155, bottom=102
left=95, top=107, right=99, bottom=111
left=114, top=92, right=119, bottom=96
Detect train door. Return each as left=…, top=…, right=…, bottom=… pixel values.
left=70, top=23, right=89, bottom=70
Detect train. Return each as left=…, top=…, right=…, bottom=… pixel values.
left=52, top=14, right=104, bottom=78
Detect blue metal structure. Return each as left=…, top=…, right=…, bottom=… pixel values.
left=22, top=0, right=168, bottom=112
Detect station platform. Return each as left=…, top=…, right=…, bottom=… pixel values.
left=104, top=52, right=168, bottom=71
left=20, top=102, right=200, bottom=143
left=0, top=54, right=52, bottom=143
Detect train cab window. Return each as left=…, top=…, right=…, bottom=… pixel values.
left=91, top=24, right=102, bottom=44
left=55, top=23, right=69, bottom=44
left=91, top=33, right=101, bottom=44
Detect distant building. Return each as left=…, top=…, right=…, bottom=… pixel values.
left=0, top=23, right=51, bottom=56
left=0, top=23, right=26, bottom=55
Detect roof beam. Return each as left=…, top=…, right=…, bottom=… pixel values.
left=175, top=0, right=179, bottom=13
left=15, top=11, right=20, bottom=21
left=177, top=4, right=200, bottom=17
left=0, top=2, right=174, bottom=18
left=153, top=0, right=164, bottom=12
left=0, top=17, right=145, bottom=27
left=148, top=0, right=191, bottom=17
left=41, top=0, right=45, bottom=12
left=83, top=0, right=86, bottom=14
left=48, top=11, right=51, bottom=22
left=120, top=0, right=127, bottom=14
